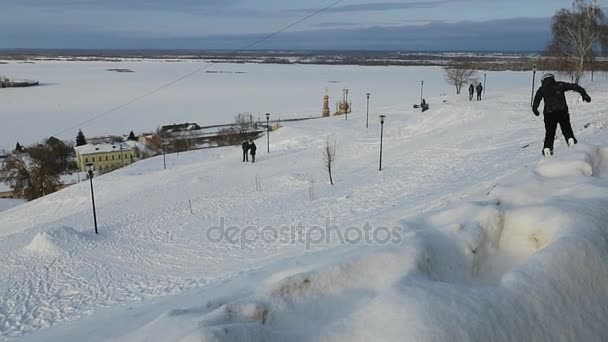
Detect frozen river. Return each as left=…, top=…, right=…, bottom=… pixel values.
left=0, top=60, right=532, bottom=149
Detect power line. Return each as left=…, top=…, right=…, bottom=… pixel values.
left=54, top=0, right=346, bottom=137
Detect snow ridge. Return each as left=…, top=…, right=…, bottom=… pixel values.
left=117, top=143, right=608, bottom=342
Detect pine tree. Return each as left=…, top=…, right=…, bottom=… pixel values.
left=14, top=142, right=23, bottom=152
left=127, top=131, right=137, bottom=141
left=76, top=129, right=87, bottom=146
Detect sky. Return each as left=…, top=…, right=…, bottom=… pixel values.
left=0, top=0, right=578, bottom=51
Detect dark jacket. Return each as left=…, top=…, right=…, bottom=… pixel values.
left=469, top=84, right=475, bottom=94
left=533, top=78, right=589, bottom=115
left=249, top=142, right=257, bottom=155
left=476, top=83, right=483, bottom=93
left=241, top=141, right=249, bottom=151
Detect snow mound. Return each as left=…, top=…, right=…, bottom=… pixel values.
left=23, top=226, right=89, bottom=256
left=122, top=143, right=608, bottom=342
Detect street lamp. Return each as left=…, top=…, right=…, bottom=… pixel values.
left=379, top=115, right=386, bottom=171
left=366, top=93, right=370, bottom=129
left=161, top=141, right=169, bottom=170
left=531, top=64, right=537, bottom=107
left=85, top=163, right=98, bottom=234
left=266, top=112, right=270, bottom=153
left=345, top=88, right=349, bottom=120
left=420, top=81, right=424, bottom=104
left=483, top=73, right=487, bottom=95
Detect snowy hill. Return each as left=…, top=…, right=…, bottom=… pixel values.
left=2, top=80, right=608, bottom=341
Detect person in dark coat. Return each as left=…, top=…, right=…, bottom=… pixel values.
left=476, top=83, right=483, bottom=101
left=468, top=84, right=475, bottom=101
left=249, top=140, right=257, bottom=163
left=532, top=73, right=591, bottom=156
left=241, top=141, right=249, bottom=162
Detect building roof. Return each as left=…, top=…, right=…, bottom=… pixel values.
left=161, top=122, right=201, bottom=132
left=74, top=143, right=133, bottom=155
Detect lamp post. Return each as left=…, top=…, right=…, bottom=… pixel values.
left=366, top=93, right=370, bottom=129
left=85, top=163, right=98, bottom=234
left=531, top=64, right=537, bottom=107
left=266, top=112, right=270, bottom=153
left=483, top=73, right=487, bottom=95
left=161, top=141, right=169, bottom=170
left=379, top=115, right=386, bottom=171
left=420, top=81, right=424, bottom=104
left=345, top=88, right=349, bottom=120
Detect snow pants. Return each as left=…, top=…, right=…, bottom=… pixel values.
left=243, top=150, right=249, bottom=162
left=543, top=111, right=577, bottom=154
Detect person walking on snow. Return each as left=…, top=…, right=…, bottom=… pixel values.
left=241, top=141, right=250, bottom=162
left=532, top=73, right=591, bottom=157
left=476, top=83, right=483, bottom=101
left=249, top=140, right=257, bottom=163
left=468, top=83, right=475, bottom=101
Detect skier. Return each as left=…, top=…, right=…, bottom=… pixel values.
left=468, top=84, right=475, bottom=101
left=241, top=141, right=249, bottom=162
left=249, top=140, right=257, bottom=163
left=476, top=83, right=483, bottom=101
left=532, top=73, right=591, bottom=157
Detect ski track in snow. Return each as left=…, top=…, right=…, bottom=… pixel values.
left=1, top=75, right=608, bottom=339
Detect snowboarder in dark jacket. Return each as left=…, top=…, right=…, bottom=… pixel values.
left=241, top=141, right=249, bottom=162
left=468, top=84, right=475, bottom=101
left=249, top=140, right=257, bottom=163
left=476, top=83, right=483, bottom=101
left=532, top=73, right=591, bottom=156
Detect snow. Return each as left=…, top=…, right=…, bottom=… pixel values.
left=74, top=143, right=132, bottom=155
left=0, top=62, right=608, bottom=341
left=0, top=198, right=25, bottom=212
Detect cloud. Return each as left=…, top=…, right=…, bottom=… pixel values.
left=310, top=21, right=369, bottom=28
left=4, top=0, right=241, bottom=12
left=289, top=1, right=458, bottom=14
left=0, top=17, right=551, bottom=51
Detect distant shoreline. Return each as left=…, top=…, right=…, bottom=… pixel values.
left=0, top=49, right=541, bottom=71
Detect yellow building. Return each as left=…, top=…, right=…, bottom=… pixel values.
left=74, top=143, right=135, bottom=173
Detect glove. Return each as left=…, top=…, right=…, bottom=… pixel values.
left=533, top=108, right=540, bottom=116
left=582, top=94, right=591, bottom=103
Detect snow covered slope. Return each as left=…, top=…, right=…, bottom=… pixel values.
left=0, top=199, right=25, bottom=213
left=3, top=79, right=608, bottom=341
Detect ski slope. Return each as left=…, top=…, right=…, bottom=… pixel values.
left=2, top=79, right=608, bottom=341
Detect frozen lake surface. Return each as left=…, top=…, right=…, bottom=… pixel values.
left=0, top=60, right=533, bottom=150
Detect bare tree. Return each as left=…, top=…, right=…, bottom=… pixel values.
left=548, top=0, right=608, bottom=83
left=443, top=60, right=477, bottom=94
left=0, top=144, right=64, bottom=200
left=234, top=112, right=253, bottom=134
left=322, top=137, right=337, bottom=185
